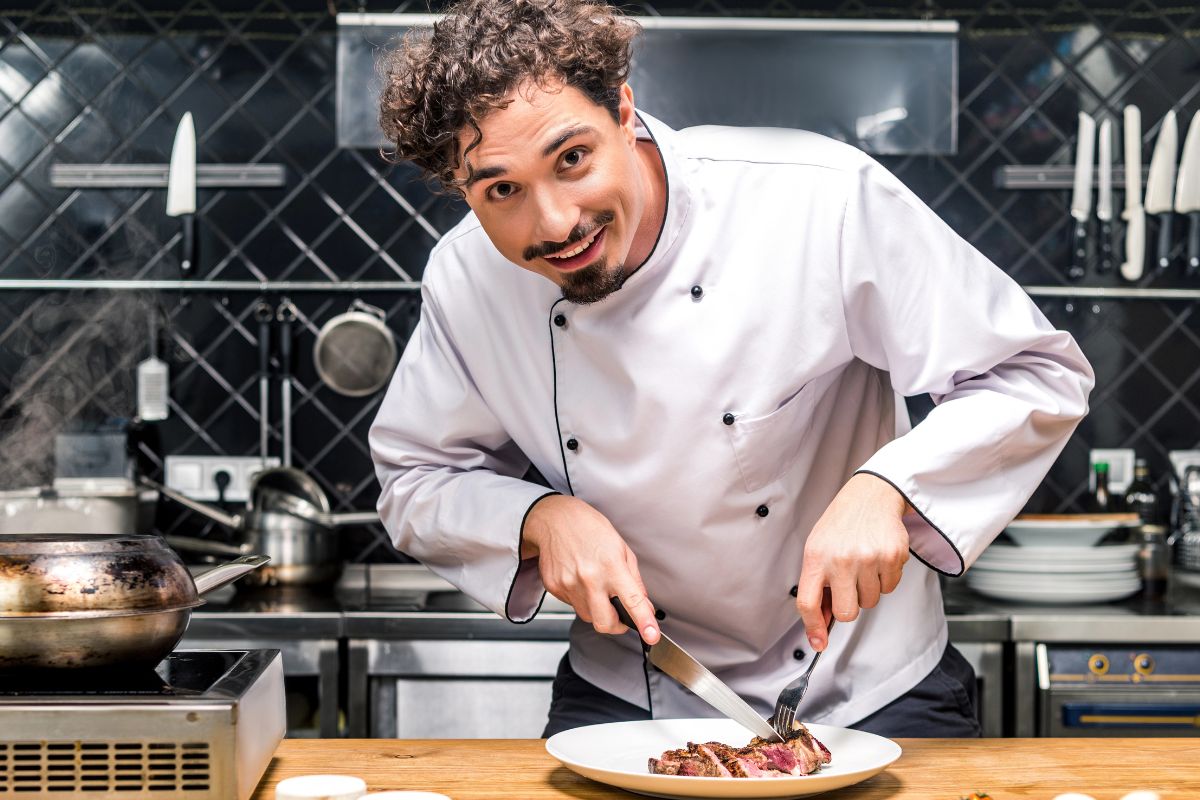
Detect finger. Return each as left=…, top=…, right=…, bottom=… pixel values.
left=614, top=574, right=659, bottom=645
left=858, top=570, right=882, bottom=609
left=879, top=565, right=904, bottom=595
left=796, top=566, right=829, bottom=651
left=829, top=570, right=860, bottom=624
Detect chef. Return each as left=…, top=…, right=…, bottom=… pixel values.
left=369, top=0, right=1094, bottom=738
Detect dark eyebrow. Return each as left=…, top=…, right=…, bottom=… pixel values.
left=465, top=125, right=597, bottom=192
left=541, top=124, right=596, bottom=157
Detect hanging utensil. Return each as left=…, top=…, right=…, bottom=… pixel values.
left=255, top=300, right=274, bottom=468
left=1121, top=105, right=1146, bottom=282
left=313, top=299, right=398, bottom=397
left=277, top=299, right=297, bottom=468
left=1068, top=111, right=1095, bottom=281
left=166, top=112, right=197, bottom=276
left=1175, top=109, right=1200, bottom=277
left=1145, top=110, right=1178, bottom=273
left=136, top=310, right=169, bottom=422
left=1097, top=118, right=1114, bottom=273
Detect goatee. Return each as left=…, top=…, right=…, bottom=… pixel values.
left=561, top=258, right=627, bottom=304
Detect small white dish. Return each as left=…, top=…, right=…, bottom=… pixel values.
left=1004, top=517, right=1138, bottom=548
left=276, top=774, right=366, bottom=800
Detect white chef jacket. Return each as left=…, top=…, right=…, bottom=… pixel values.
left=369, top=111, right=1094, bottom=726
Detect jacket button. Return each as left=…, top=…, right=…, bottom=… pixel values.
left=793, top=648, right=806, bottom=662
left=690, top=285, right=703, bottom=299
left=722, top=413, right=735, bottom=426
left=655, top=609, right=666, bottom=621
left=789, top=585, right=798, bottom=598
left=566, top=437, right=579, bottom=451
left=553, top=313, right=567, bottom=328
left=756, top=504, right=769, bottom=517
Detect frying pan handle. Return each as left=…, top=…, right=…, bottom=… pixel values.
left=142, top=476, right=244, bottom=530
left=193, top=554, right=271, bottom=595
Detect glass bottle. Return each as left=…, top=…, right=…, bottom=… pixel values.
left=1136, top=524, right=1170, bottom=600
left=1092, top=461, right=1112, bottom=513
left=1123, top=458, right=1158, bottom=524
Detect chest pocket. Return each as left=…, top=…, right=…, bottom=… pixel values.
left=724, top=383, right=820, bottom=493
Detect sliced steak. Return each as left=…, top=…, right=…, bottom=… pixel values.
left=648, top=723, right=831, bottom=778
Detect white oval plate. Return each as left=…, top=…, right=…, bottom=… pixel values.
left=545, top=719, right=900, bottom=799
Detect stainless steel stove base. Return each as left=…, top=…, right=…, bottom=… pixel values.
left=0, top=650, right=285, bottom=799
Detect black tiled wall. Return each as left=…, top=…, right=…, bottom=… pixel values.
left=1, top=1, right=1198, bottom=560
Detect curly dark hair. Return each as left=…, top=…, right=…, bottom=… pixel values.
left=378, top=0, right=639, bottom=195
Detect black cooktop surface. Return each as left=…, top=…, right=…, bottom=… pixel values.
left=0, top=650, right=247, bottom=697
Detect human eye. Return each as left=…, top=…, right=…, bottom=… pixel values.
left=560, top=147, right=588, bottom=170
left=486, top=182, right=518, bottom=202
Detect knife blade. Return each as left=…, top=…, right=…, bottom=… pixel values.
left=1145, top=110, right=1178, bottom=273
left=1068, top=112, right=1095, bottom=281
left=167, top=112, right=197, bottom=275
left=610, top=597, right=781, bottom=742
left=1121, top=105, right=1145, bottom=282
left=1175, top=109, right=1200, bottom=277
left=1097, top=118, right=1114, bottom=273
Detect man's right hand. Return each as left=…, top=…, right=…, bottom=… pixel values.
left=521, top=494, right=660, bottom=645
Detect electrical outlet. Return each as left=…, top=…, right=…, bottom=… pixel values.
left=164, top=455, right=280, bottom=503
left=1089, top=448, right=1135, bottom=494
left=1169, top=450, right=1200, bottom=484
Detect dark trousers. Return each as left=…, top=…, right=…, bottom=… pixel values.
left=542, top=642, right=982, bottom=738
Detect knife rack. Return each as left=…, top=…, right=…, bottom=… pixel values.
left=995, top=165, right=1151, bottom=190
left=49, top=163, right=286, bottom=189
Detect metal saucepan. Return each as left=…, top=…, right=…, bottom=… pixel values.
left=145, top=470, right=376, bottom=587
left=0, top=478, right=158, bottom=535
left=0, top=534, right=267, bottom=672
left=313, top=300, right=397, bottom=397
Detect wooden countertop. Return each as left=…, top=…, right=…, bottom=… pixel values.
left=252, top=738, right=1200, bottom=799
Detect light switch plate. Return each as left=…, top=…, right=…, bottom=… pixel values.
left=1090, top=448, right=1135, bottom=494
left=164, top=455, right=280, bottom=502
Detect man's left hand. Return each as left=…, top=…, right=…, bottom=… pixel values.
left=796, top=473, right=911, bottom=652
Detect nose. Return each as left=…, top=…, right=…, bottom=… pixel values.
left=530, top=186, right=580, bottom=250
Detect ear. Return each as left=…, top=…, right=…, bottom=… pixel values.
left=618, top=83, right=637, bottom=146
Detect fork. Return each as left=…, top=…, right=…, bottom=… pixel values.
left=771, top=619, right=834, bottom=739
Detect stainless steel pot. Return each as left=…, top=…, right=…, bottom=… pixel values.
left=146, top=474, right=376, bottom=587
left=0, top=534, right=267, bottom=672
left=0, top=477, right=157, bottom=535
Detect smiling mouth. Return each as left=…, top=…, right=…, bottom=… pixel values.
left=544, top=226, right=606, bottom=272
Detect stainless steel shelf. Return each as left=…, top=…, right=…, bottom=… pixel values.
left=0, top=279, right=420, bottom=292
left=995, top=165, right=1150, bottom=190
left=1022, top=285, right=1200, bottom=300
left=50, top=163, right=287, bottom=189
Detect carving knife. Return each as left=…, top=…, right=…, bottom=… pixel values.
left=610, top=597, right=782, bottom=742
left=166, top=112, right=197, bottom=275
left=1145, top=110, right=1178, bottom=273
left=1175, top=109, right=1200, bottom=277
left=1068, top=112, right=1095, bottom=281
left=1121, top=106, right=1145, bottom=281
left=1097, top=118, right=1114, bottom=273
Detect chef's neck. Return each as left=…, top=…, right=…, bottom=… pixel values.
left=624, top=137, right=668, bottom=272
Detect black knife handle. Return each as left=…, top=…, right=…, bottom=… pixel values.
left=1156, top=213, right=1173, bottom=272
left=1099, top=220, right=1113, bottom=273
left=180, top=213, right=195, bottom=276
left=610, top=597, right=651, bottom=652
left=1068, top=219, right=1087, bottom=281
left=1187, top=212, right=1200, bottom=278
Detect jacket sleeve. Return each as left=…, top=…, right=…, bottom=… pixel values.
left=840, top=158, right=1095, bottom=576
left=369, top=281, right=555, bottom=621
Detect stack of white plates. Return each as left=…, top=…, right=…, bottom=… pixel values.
left=966, top=544, right=1141, bottom=604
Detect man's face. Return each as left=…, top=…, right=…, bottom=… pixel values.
left=454, top=81, right=650, bottom=304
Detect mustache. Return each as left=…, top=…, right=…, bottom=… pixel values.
left=524, top=211, right=616, bottom=261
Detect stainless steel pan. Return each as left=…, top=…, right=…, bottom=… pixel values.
left=0, top=534, right=267, bottom=672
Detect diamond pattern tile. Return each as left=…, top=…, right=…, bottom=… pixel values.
left=1, top=0, right=1199, bottom=563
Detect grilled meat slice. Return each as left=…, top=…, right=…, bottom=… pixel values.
left=648, top=723, right=831, bottom=778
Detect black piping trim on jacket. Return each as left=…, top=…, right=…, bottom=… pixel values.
left=630, top=111, right=670, bottom=275
left=548, top=297, right=576, bottom=497
left=854, top=469, right=966, bottom=578
left=504, top=490, right=564, bottom=624
left=642, top=648, right=654, bottom=717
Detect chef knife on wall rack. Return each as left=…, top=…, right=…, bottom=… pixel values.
left=167, top=112, right=197, bottom=277
left=1121, top=105, right=1145, bottom=282
left=1068, top=112, right=1096, bottom=281
left=1145, top=110, right=1178, bottom=274
left=1097, top=117, right=1114, bottom=274
left=1176, top=109, right=1200, bottom=278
